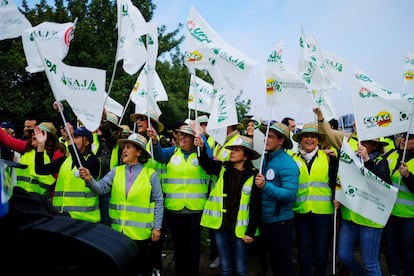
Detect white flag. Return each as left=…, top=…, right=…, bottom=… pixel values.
left=335, top=137, right=398, bottom=226
left=349, top=79, right=414, bottom=141
left=0, top=0, right=31, bottom=40
left=266, top=42, right=309, bottom=106
left=116, top=0, right=149, bottom=75
left=403, top=52, right=414, bottom=96
left=35, top=37, right=106, bottom=131
left=22, top=21, right=75, bottom=74
left=206, top=86, right=238, bottom=146
left=185, top=6, right=258, bottom=97
left=105, top=96, right=124, bottom=117
left=188, top=75, right=217, bottom=113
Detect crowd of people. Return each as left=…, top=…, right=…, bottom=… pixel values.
left=0, top=104, right=413, bottom=276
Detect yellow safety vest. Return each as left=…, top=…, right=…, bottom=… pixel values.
left=387, top=150, right=414, bottom=218
left=292, top=150, right=333, bottom=214
left=16, top=149, right=56, bottom=195
left=200, top=167, right=257, bottom=238
left=145, top=139, right=166, bottom=184
left=53, top=155, right=100, bottom=223
left=163, top=149, right=209, bottom=211
left=110, top=165, right=155, bottom=240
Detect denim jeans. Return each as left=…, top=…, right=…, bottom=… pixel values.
left=383, top=215, right=414, bottom=276
left=338, top=219, right=383, bottom=276
left=295, top=213, right=333, bottom=276
left=214, top=228, right=248, bottom=276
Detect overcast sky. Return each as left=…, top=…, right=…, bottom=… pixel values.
left=22, top=0, right=413, bottom=123
left=153, top=0, right=413, bottom=123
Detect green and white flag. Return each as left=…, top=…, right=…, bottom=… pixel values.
left=0, top=0, right=31, bottom=40
left=335, top=137, right=398, bottom=226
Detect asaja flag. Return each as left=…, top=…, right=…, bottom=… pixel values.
left=22, top=21, right=75, bottom=74
left=35, top=36, right=106, bottom=131
left=403, top=52, right=414, bottom=96
left=266, top=42, right=309, bottom=106
left=349, top=79, right=414, bottom=141
left=206, top=85, right=238, bottom=146
left=335, top=137, right=398, bottom=226
left=116, top=0, right=149, bottom=75
left=0, top=0, right=31, bottom=40
left=188, top=75, right=217, bottom=113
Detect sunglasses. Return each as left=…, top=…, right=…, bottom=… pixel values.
left=136, top=117, right=148, bottom=122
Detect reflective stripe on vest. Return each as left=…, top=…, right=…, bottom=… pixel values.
left=110, top=165, right=155, bottom=240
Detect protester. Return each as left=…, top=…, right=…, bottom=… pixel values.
left=254, top=122, right=299, bottom=275
left=131, top=110, right=167, bottom=276
left=79, top=133, right=164, bottom=276
left=213, top=124, right=241, bottom=161
left=291, top=123, right=338, bottom=276
left=314, top=107, right=391, bottom=276
left=34, top=123, right=101, bottom=222
left=195, top=134, right=261, bottom=275
left=383, top=132, right=414, bottom=276
left=148, top=124, right=210, bottom=276
left=0, top=121, right=62, bottom=198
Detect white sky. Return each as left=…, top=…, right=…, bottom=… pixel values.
left=153, top=0, right=413, bottom=123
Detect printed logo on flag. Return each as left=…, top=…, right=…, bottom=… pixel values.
left=187, top=20, right=212, bottom=44
left=266, top=78, right=282, bottom=94
left=358, top=87, right=377, bottom=98
left=363, top=111, right=392, bottom=128
left=345, top=185, right=357, bottom=197
left=184, top=50, right=204, bottom=62
left=404, top=70, right=414, bottom=81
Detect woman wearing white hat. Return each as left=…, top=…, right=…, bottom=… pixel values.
left=195, top=134, right=261, bottom=276
left=79, top=133, right=164, bottom=276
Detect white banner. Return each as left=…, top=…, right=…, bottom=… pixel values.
left=22, top=21, right=75, bottom=74
left=349, top=79, right=414, bottom=141
left=266, top=42, right=308, bottom=106
left=188, top=75, right=217, bottom=113
left=116, top=0, right=148, bottom=75
left=36, top=39, right=106, bottom=131
left=0, top=0, right=31, bottom=40
left=335, top=137, right=398, bottom=226
left=185, top=6, right=258, bottom=97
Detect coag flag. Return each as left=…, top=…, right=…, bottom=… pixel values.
left=266, top=42, right=309, bottom=106
left=335, top=137, right=398, bottom=226
left=188, top=75, right=217, bottom=113
left=0, top=0, right=31, bottom=40
left=22, top=21, right=75, bottom=74
left=349, top=79, right=414, bottom=141
left=116, top=0, right=149, bottom=75
left=184, top=6, right=258, bottom=98
left=35, top=37, right=106, bottom=131
left=403, top=52, right=414, bottom=96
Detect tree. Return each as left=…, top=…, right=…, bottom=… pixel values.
left=0, top=0, right=250, bottom=135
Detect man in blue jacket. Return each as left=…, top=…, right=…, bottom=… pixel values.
left=255, top=122, right=299, bottom=276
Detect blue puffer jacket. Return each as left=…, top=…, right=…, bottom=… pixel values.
left=261, top=148, right=299, bottom=224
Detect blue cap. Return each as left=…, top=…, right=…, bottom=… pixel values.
left=1, top=121, right=15, bottom=131
left=74, top=127, right=93, bottom=142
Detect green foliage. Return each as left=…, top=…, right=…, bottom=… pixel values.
left=0, top=0, right=250, bottom=135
